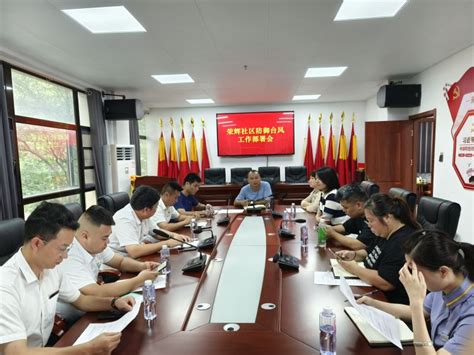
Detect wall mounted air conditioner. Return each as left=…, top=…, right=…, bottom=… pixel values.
left=103, top=144, right=136, bottom=194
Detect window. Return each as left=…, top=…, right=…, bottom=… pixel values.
left=6, top=65, right=95, bottom=216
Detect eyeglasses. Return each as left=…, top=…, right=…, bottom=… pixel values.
left=40, top=239, right=72, bottom=255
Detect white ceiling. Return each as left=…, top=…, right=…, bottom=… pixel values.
left=1, top=0, right=473, bottom=108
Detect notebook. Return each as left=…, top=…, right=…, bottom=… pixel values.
left=330, top=258, right=365, bottom=279
left=345, top=307, right=413, bottom=347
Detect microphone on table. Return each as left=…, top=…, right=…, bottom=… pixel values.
left=192, top=226, right=216, bottom=249
left=267, top=194, right=283, bottom=219
left=217, top=197, right=231, bottom=226
left=272, top=245, right=299, bottom=270
left=153, top=229, right=207, bottom=272
left=278, top=219, right=295, bottom=238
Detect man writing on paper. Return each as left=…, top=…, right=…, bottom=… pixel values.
left=0, top=202, right=135, bottom=354
left=174, top=173, right=211, bottom=218
left=108, top=185, right=190, bottom=259
left=57, top=205, right=161, bottom=324
left=151, top=182, right=194, bottom=232
left=234, top=170, right=272, bottom=207
left=324, top=183, right=376, bottom=250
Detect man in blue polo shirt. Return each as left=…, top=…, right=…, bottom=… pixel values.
left=234, top=170, right=272, bottom=207
left=174, top=173, right=208, bottom=217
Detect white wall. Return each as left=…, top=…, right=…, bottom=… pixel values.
left=139, top=101, right=366, bottom=182
left=365, top=45, right=474, bottom=244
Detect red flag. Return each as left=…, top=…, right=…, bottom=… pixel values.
left=336, top=124, right=350, bottom=185
left=200, top=125, right=210, bottom=180
left=168, top=129, right=179, bottom=179
left=325, top=121, right=336, bottom=169
left=189, top=130, right=200, bottom=175
left=157, top=131, right=168, bottom=177
left=314, top=125, right=326, bottom=170
left=178, top=128, right=190, bottom=185
left=303, top=123, right=314, bottom=179
left=348, top=120, right=358, bottom=182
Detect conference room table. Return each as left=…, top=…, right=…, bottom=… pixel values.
left=56, top=206, right=415, bottom=354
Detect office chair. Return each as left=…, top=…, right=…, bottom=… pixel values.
left=0, top=218, right=25, bottom=265
left=230, top=167, right=252, bottom=185
left=416, top=196, right=461, bottom=239
left=64, top=202, right=83, bottom=222
left=258, top=166, right=281, bottom=185
left=388, top=187, right=417, bottom=214
left=97, top=192, right=130, bottom=214
left=285, top=166, right=307, bottom=183
left=360, top=181, right=380, bottom=197
left=204, top=168, right=226, bottom=185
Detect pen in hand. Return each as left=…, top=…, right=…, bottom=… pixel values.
left=344, top=289, right=380, bottom=302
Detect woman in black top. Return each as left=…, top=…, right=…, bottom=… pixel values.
left=336, top=193, right=421, bottom=304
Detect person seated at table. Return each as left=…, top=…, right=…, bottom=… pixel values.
left=314, top=166, right=348, bottom=225
left=357, top=230, right=474, bottom=354
left=336, top=193, right=421, bottom=304
left=300, top=171, right=321, bottom=213
left=109, top=185, right=189, bottom=258
left=0, top=202, right=135, bottom=354
left=175, top=173, right=210, bottom=218
left=324, top=183, right=376, bottom=250
left=234, top=170, right=272, bottom=207
left=57, top=205, right=161, bottom=324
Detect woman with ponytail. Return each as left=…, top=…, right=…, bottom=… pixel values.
left=357, top=230, right=474, bottom=354
left=336, top=193, right=421, bottom=304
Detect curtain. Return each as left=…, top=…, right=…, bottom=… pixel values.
left=0, top=63, right=20, bottom=219
left=87, top=89, right=108, bottom=197
left=129, top=120, right=141, bottom=175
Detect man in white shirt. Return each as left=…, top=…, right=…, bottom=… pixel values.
left=0, top=202, right=135, bottom=355
left=150, top=182, right=193, bottom=232
left=57, top=205, right=161, bottom=324
left=108, top=185, right=190, bottom=259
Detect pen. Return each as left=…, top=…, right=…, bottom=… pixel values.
left=344, top=289, right=380, bottom=302
left=49, top=290, right=59, bottom=299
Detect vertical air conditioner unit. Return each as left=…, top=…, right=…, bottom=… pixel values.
left=103, top=144, right=136, bottom=194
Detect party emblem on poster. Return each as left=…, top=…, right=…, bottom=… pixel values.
left=444, top=67, right=474, bottom=190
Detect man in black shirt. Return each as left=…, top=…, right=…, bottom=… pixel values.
left=325, top=184, right=376, bottom=250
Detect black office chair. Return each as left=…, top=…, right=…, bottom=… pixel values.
left=258, top=166, right=281, bottom=185
left=285, top=166, right=307, bottom=183
left=417, top=196, right=461, bottom=239
left=0, top=218, right=25, bottom=265
left=360, top=181, right=380, bottom=197
left=64, top=202, right=83, bottom=222
left=204, top=168, right=226, bottom=185
left=230, top=167, right=252, bottom=185
left=97, top=192, right=130, bottom=214
left=388, top=187, right=417, bottom=214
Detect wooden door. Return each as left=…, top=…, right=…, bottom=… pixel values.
left=365, top=120, right=414, bottom=193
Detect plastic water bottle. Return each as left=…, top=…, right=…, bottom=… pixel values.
left=143, top=280, right=157, bottom=324
left=205, top=204, right=213, bottom=217
left=160, top=245, right=171, bottom=274
left=283, top=210, right=289, bottom=229
left=319, top=308, right=336, bottom=355
left=300, top=223, right=308, bottom=247
left=291, top=203, right=296, bottom=219
left=190, top=218, right=197, bottom=241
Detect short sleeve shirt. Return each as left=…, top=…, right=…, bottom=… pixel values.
left=342, top=217, right=376, bottom=246
left=235, top=181, right=272, bottom=201
left=319, top=189, right=348, bottom=225
left=0, top=250, right=80, bottom=348
left=150, top=199, right=180, bottom=226
left=424, top=277, right=474, bottom=353
left=108, top=203, right=154, bottom=255
left=363, top=225, right=416, bottom=304
left=175, top=192, right=199, bottom=212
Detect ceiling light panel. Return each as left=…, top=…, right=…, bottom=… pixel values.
left=292, top=95, right=321, bottom=101
left=62, top=6, right=146, bottom=34
left=186, top=99, right=215, bottom=104
left=334, top=0, right=408, bottom=21
left=304, top=67, right=348, bottom=78
left=152, top=74, right=194, bottom=84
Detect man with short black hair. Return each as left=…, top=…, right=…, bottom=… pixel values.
left=57, top=205, right=161, bottom=324
left=0, top=202, right=135, bottom=354
left=151, top=182, right=193, bottom=232
left=234, top=170, right=272, bottom=207
left=324, top=183, right=376, bottom=250
left=174, top=173, right=209, bottom=217
left=108, top=185, right=190, bottom=258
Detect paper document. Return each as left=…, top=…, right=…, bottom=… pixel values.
left=174, top=240, right=200, bottom=250
left=330, top=258, right=365, bottom=279
left=74, top=299, right=142, bottom=345
left=314, top=271, right=371, bottom=287
left=217, top=209, right=243, bottom=214
left=133, top=275, right=166, bottom=292
left=285, top=207, right=305, bottom=213
left=339, top=277, right=403, bottom=349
